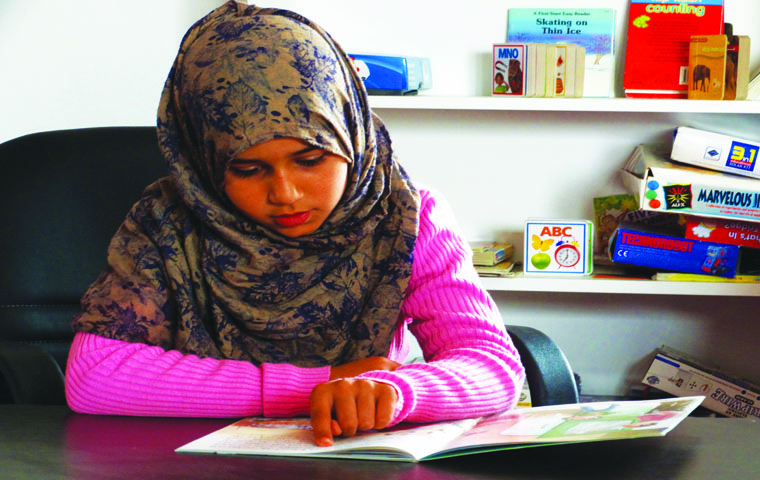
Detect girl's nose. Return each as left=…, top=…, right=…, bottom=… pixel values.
left=268, top=172, right=301, bottom=205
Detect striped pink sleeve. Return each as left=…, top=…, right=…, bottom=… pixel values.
left=359, top=188, right=525, bottom=424
left=65, top=332, right=330, bottom=417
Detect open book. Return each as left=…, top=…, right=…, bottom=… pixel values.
left=176, top=396, right=704, bottom=462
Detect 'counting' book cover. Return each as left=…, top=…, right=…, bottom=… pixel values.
left=623, top=0, right=724, bottom=98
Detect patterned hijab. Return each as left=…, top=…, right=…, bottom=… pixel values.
left=72, top=1, right=420, bottom=367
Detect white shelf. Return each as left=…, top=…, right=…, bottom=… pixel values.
left=369, top=95, right=760, bottom=114
left=479, top=274, right=760, bottom=297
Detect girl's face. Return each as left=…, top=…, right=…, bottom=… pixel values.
left=224, top=137, right=349, bottom=237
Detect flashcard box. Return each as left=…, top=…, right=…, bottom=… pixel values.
left=642, top=346, right=760, bottom=420
left=671, top=126, right=760, bottom=180
left=524, top=220, right=594, bottom=275
left=621, top=144, right=760, bottom=223
left=609, top=227, right=739, bottom=277
left=492, top=44, right=527, bottom=96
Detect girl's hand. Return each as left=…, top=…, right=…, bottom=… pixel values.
left=328, top=356, right=401, bottom=380
left=310, top=378, right=397, bottom=447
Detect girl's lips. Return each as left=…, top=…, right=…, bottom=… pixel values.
left=273, top=211, right=311, bottom=227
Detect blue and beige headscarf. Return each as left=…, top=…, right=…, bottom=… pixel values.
left=72, top=1, right=420, bottom=366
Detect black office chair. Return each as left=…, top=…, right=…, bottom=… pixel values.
left=0, top=127, right=579, bottom=407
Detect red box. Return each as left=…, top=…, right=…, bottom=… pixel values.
left=623, top=0, right=724, bottom=98
left=685, top=216, right=760, bottom=249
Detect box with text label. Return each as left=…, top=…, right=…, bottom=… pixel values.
left=524, top=220, right=593, bottom=275
left=642, top=346, right=760, bottom=420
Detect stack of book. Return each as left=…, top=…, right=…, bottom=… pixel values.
left=612, top=126, right=760, bottom=281
left=471, top=242, right=516, bottom=277
left=492, top=43, right=585, bottom=98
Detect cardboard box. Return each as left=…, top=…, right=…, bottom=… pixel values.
left=621, top=144, right=760, bottom=223
left=642, top=346, right=760, bottom=419
left=524, top=220, right=593, bottom=275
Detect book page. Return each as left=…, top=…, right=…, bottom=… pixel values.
left=437, top=396, right=704, bottom=455
left=177, top=417, right=478, bottom=461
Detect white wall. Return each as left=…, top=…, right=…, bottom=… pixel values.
left=0, top=0, right=223, bottom=143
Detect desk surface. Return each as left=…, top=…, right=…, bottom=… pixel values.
left=1, top=405, right=757, bottom=479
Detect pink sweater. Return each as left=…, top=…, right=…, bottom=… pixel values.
left=65, top=188, right=525, bottom=423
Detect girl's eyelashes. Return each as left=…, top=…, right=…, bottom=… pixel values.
left=228, top=162, right=263, bottom=178
left=294, top=153, right=326, bottom=167
left=227, top=152, right=327, bottom=178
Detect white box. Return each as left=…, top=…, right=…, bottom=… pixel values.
left=642, top=346, right=760, bottom=419
left=671, top=126, right=760, bottom=179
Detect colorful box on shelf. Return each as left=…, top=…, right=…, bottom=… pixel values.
left=524, top=220, right=594, bottom=275
left=348, top=53, right=431, bottom=95
left=621, top=144, right=760, bottom=223
left=609, top=226, right=739, bottom=277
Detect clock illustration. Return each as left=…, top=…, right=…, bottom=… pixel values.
left=554, top=243, right=580, bottom=268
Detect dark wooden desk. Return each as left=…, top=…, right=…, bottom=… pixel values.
left=1, top=405, right=757, bottom=479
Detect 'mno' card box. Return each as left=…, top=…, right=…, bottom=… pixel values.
left=524, top=220, right=594, bottom=275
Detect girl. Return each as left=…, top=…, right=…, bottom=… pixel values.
left=65, top=1, right=524, bottom=447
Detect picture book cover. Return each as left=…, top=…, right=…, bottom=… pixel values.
left=623, top=0, right=724, bottom=98
left=176, top=397, right=704, bottom=463
left=492, top=44, right=528, bottom=95
left=609, top=226, right=739, bottom=277
left=621, top=145, right=760, bottom=223
left=687, top=35, right=727, bottom=100
left=671, top=126, right=760, bottom=179
left=507, top=8, right=615, bottom=97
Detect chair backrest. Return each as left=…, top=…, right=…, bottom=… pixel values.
left=0, top=127, right=168, bottom=372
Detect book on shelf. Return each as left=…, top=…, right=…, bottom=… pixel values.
left=652, top=271, right=760, bottom=282
left=506, top=8, right=615, bottom=97
left=687, top=35, right=727, bottom=100
left=621, top=144, right=760, bottom=223
left=471, top=241, right=514, bottom=266
left=176, top=397, right=704, bottom=463
left=724, top=34, right=751, bottom=100
left=609, top=225, right=740, bottom=278
left=623, top=0, right=725, bottom=98
left=475, top=261, right=517, bottom=278
left=492, top=44, right=528, bottom=95
left=671, top=126, right=760, bottom=179
left=748, top=69, right=760, bottom=100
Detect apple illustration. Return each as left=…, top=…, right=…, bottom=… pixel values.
left=531, top=252, right=551, bottom=270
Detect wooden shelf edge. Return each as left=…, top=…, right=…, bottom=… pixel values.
left=368, top=95, right=760, bottom=114
left=479, top=274, right=760, bottom=297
